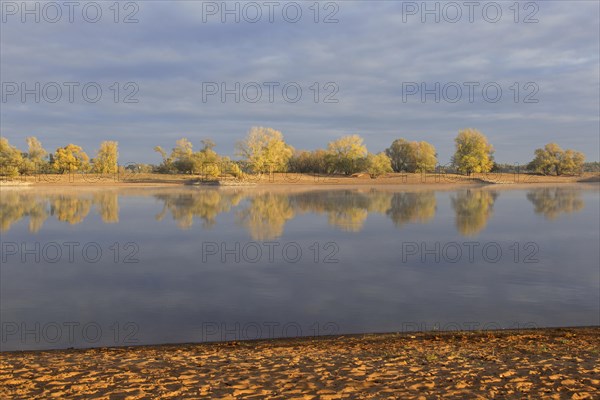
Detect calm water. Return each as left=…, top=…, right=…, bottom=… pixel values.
left=1, top=185, right=599, bottom=351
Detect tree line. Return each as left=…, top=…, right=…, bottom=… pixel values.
left=0, top=137, right=118, bottom=176
left=0, top=127, right=589, bottom=178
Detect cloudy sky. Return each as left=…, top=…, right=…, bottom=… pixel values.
left=1, top=0, right=599, bottom=164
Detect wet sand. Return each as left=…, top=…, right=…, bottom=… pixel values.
left=1, top=327, right=598, bottom=399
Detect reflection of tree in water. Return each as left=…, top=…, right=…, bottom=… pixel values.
left=451, top=190, right=498, bottom=236
left=526, top=188, right=584, bottom=220
left=49, top=195, right=92, bottom=225
left=236, top=193, right=295, bottom=240
left=1, top=191, right=119, bottom=231
left=0, top=192, right=48, bottom=233
left=292, top=190, right=393, bottom=232
left=386, top=191, right=436, bottom=227
left=364, top=190, right=395, bottom=214
left=92, top=192, right=119, bottom=223
left=155, top=190, right=243, bottom=229
left=327, top=208, right=368, bottom=232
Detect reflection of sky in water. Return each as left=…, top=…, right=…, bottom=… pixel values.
left=1, top=186, right=598, bottom=350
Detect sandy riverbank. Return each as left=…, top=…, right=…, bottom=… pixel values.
left=1, top=327, right=598, bottom=399
left=1, top=172, right=598, bottom=188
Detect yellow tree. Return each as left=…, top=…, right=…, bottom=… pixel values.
left=413, top=141, right=437, bottom=172
left=327, top=134, right=368, bottom=175
left=191, top=139, right=222, bottom=178
left=23, top=136, right=48, bottom=173
left=153, top=145, right=174, bottom=173
left=172, top=138, right=194, bottom=173
left=52, top=144, right=90, bottom=173
left=236, top=127, right=294, bottom=173
left=527, top=143, right=584, bottom=176
left=452, top=129, right=494, bottom=175
left=0, top=137, right=24, bottom=177
left=93, top=141, right=119, bottom=174
left=559, top=149, right=585, bottom=175
left=365, top=152, right=393, bottom=178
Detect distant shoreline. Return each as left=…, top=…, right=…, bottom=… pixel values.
left=1, top=172, right=598, bottom=188
left=2, top=327, right=598, bottom=398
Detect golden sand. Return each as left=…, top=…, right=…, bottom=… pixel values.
left=1, top=328, right=598, bottom=399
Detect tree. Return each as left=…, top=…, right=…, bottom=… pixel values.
left=93, top=141, right=119, bottom=174
left=385, top=139, right=411, bottom=172
left=582, top=162, right=600, bottom=172
left=413, top=141, right=437, bottom=172
left=236, top=127, right=294, bottom=173
left=190, top=139, right=222, bottom=178
left=527, top=143, right=584, bottom=176
left=327, top=134, right=368, bottom=175
left=452, top=129, right=494, bottom=175
left=23, top=136, right=48, bottom=173
left=385, top=138, right=437, bottom=172
left=172, top=138, right=195, bottom=173
left=220, top=158, right=244, bottom=179
left=289, top=149, right=330, bottom=174
left=52, top=144, right=90, bottom=173
left=154, top=138, right=227, bottom=177
left=126, top=163, right=153, bottom=173
left=0, top=137, right=24, bottom=177
left=365, top=152, right=393, bottom=178
left=153, top=145, right=174, bottom=173
left=559, top=150, right=585, bottom=176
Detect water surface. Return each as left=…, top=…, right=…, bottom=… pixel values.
left=1, top=185, right=598, bottom=350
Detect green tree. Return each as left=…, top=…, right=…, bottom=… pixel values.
left=386, top=139, right=437, bottom=172
left=0, top=137, right=24, bottom=177
left=365, top=152, right=393, bottom=178
left=289, top=149, right=330, bottom=174
left=92, top=141, right=119, bottom=174
left=452, top=129, right=494, bottom=175
left=327, top=134, right=368, bottom=175
left=52, top=144, right=90, bottom=173
left=527, top=143, right=585, bottom=176
left=236, top=127, right=294, bottom=173
left=582, top=162, right=599, bottom=172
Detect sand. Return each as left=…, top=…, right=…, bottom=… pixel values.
left=2, top=172, right=598, bottom=188
left=1, top=327, right=598, bottom=399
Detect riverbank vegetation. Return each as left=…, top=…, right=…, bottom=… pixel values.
left=1, top=128, right=591, bottom=179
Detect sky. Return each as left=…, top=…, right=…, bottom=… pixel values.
left=1, top=0, right=599, bottom=165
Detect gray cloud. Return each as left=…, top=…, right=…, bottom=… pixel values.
left=1, top=0, right=598, bottom=163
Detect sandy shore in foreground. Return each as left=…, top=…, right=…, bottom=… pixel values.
left=1, top=328, right=598, bottom=399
